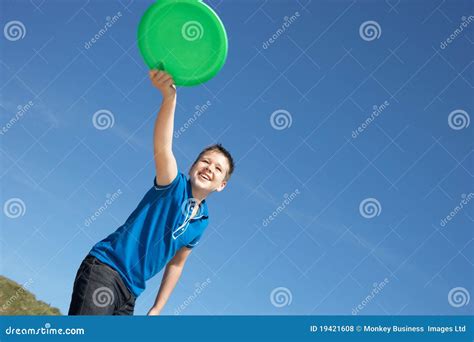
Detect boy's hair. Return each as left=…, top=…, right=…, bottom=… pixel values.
left=192, top=144, right=234, bottom=181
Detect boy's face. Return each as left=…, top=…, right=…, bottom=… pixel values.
left=189, top=150, right=229, bottom=193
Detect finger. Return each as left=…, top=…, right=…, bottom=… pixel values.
left=164, top=78, right=174, bottom=87
left=151, top=75, right=162, bottom=83
left=152, top=72, right=162, bottom=81
left=161, top=75, right=172, bottom=83
left=155, top=71, right=167, bottom=81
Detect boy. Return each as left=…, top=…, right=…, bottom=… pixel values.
left=68, top=70, right=234, bottom=315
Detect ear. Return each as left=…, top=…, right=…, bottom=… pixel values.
left=214, top=180, right=227, bottom=192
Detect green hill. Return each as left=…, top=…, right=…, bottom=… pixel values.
left=0, top=275, right=61, bottom=315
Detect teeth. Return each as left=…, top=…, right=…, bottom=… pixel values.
left=200, top=173, right=210, bottom=181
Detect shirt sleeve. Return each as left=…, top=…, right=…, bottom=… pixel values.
left=186, top=235, right=201, bottom=249
left=153, top=172, right=182, bottom=193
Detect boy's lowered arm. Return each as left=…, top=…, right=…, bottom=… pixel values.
left=147, top=246, right=193, bottom=315
left=150, top=70, right=178, bottom=186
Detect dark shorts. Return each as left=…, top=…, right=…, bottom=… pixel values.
left=68, top=255, right=136, bottom=315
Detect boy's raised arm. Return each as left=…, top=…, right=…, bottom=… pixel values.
left=150, top=69, right=178, bottom=186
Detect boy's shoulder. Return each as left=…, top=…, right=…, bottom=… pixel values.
left=153, top=171, right=186, bottom=190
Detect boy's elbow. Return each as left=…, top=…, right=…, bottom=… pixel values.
left=168, top=248, right=192, bottom=268
left=167, top=259, right=186, bottom=269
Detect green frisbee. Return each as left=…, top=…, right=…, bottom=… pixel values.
left=138, top=0, right=228, bottom=86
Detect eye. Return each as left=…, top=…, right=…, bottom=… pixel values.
left=216, top=167, right=222, bottom=173
left=202, top=159, right=209, bottom=164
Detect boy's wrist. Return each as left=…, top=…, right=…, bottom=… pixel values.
left=147, top=307, right=161, bottom=315
left=162, top=92, right=176, bottom=102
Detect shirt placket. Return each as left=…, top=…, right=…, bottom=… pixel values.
left=172, top=201, right=196, bottom=240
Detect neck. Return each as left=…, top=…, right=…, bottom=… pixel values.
left=191, top=185, right=210, bottom=203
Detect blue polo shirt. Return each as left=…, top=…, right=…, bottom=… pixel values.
left=89, top=172, right=209, bottom=297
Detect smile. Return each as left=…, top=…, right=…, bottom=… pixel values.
left=199, top=172, right=211, bottom=181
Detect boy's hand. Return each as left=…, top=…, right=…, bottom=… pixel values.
left=147, top=307, right=161, bottom=315
left=150, top=69, right=176, bottom=99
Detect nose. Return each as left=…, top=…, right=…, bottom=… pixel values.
left=204, top=163, right=215, bottom=173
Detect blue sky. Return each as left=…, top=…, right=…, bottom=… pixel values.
left=0, top=0, right=473, bottom=316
